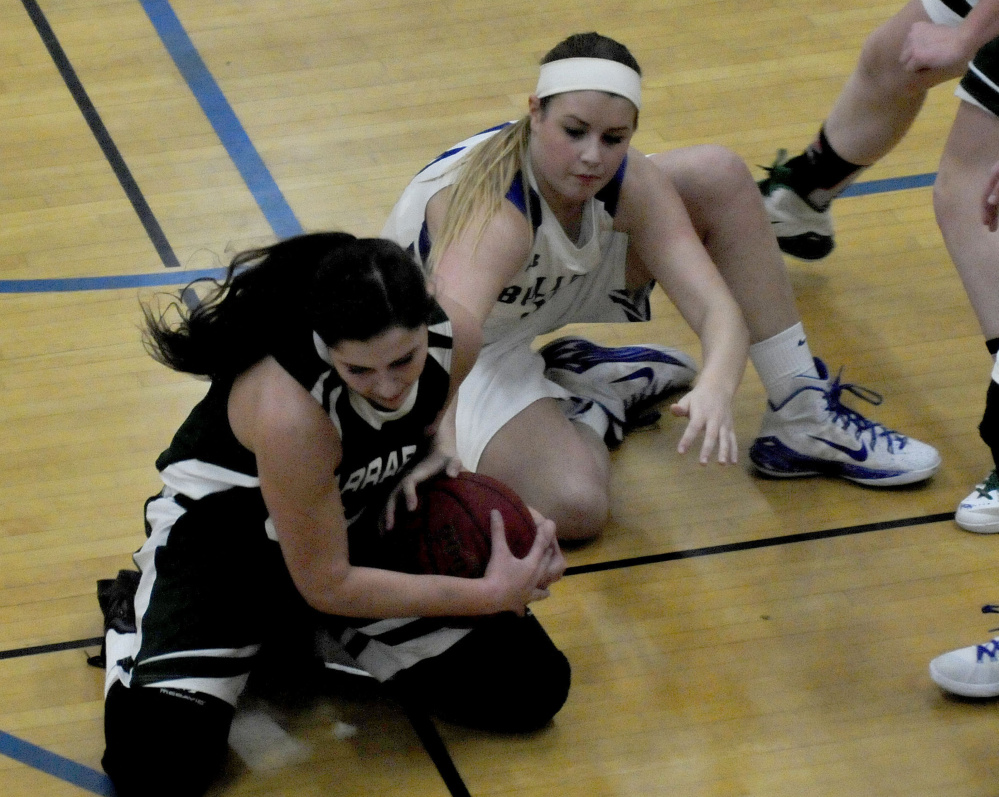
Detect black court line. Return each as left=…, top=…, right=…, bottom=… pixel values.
left=0, top=511, right=957, bottom=797
left=397, top=700, right=473, bottom=797
left=0, top=510, right=958, bottom=664
left=20, top=0, right=180, bottom=269
left=564, top=511, right=956, bottom=576
left=0, top=636, right=102, bottom=662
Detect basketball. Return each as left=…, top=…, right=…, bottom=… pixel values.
left=388, top=472, right=537, bottom=578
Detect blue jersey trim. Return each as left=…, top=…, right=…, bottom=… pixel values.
left=416, top=122, right=514, bottom=175
left=595, top=156, right=627, bottom=217
left=505, top=173, right=544, bottom=237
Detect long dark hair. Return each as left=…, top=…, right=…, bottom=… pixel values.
left=142, top=232, right=435, bottom=379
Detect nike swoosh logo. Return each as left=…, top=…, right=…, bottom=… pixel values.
left=611, top=367, right=654, bottom=387
left=811, top=436, right=868, bottom=461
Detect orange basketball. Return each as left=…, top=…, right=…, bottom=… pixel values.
left=390, top=472, right=536, bottom=578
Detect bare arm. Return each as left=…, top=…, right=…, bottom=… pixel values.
left=383, top=294, right=481, bottom=526
left=615, top=151, right=750, bottom=464
left=901, top=0, right=999, bottom=72
left=396, top=197, right=565, bottom=578
left=426, top=188, right=535, bottom=328
left=411, top=190, right=532, bottom=473
left=228, top=358, right=555, bottom=618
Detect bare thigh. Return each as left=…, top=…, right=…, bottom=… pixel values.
left=648, top=146, right=800, bottom=342
left=935, top=101, right=999, bottom=339
left=476, top=398, right=611, bottom=541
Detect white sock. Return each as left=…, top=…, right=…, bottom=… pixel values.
left=749, top=323, right=820, bottom=405
left=991, top=354, right=999, bottom=384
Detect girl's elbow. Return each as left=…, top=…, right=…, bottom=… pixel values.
left=292, top=561, right=351, bottom=615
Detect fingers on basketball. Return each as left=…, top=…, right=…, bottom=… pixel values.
left=391, top=472, right=536, bottom=578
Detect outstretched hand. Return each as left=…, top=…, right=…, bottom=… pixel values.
left=383, top=450, right=463, bottom=531
left=669, top=384, right=738, bottom=465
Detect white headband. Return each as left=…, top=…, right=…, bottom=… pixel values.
left=535, top=57, right=642, bottom=110
left=313, top=330, right=333, bottom=364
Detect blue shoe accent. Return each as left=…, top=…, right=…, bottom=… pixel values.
left=539, top=336, right=697, bottom=440
left=748, top=435, right=908, bottom=481
left=750, top=357, right=940, bottom=486
left=540, top=337, right=694, bottom=374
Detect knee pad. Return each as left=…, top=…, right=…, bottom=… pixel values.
left=103, top=682, right=234, bottom=797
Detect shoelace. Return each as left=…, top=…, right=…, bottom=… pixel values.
left=976, top=605, right=999, bottom=660
left=974, top=471, right=999, bottom=499
left=822, top=368, right=908, bottom=453
left=758, top=149, right=791, bottom=189
left=978, top=639, right=999, bottom=661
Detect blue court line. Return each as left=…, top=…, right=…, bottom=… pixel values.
left=0, top=268, right=226, bottom=294
left=137, top=0, right=302, bottom=240
left=0, top=171, right=939, bottom=294
left=0, top=730, right=113, bottom=795
left=840, top=171, right=936, bottom=197
left=20, top=0, right=180, bottom=269
left=4, top=0, right=939, bottom=296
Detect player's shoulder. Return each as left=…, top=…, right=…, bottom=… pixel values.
left=230, top=357, right=334, bottom=455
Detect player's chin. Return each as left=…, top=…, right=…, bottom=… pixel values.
left=566, top=178, right=604, bottom=200
left=370, top=393, right=407, bottom=411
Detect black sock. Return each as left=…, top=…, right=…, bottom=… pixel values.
left=980, top=378, right=999, bottom=471
left=986, top=337, right=999, bottom=356
left=778, top=127, right=866, bottom=210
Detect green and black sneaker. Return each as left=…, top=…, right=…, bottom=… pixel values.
left=758, top=150, right=835, bottom=261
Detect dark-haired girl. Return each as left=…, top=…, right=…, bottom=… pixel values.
left=99, top=233, right=569, bottom=797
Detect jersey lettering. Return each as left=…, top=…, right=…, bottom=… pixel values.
left=383, top=450, right=400, bottom=480
left=518, top=275, right=570, bottom=317
left=497, top=285, right=521, bottom=304
left=339, top=445, right=419, bottom=495
left=360, top=459, right=383, bottom=489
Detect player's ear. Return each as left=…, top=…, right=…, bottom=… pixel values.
left=528, top=94, right=544, bottom=126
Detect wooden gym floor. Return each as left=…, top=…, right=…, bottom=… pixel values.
left=1, top=0, right=997, bottom=794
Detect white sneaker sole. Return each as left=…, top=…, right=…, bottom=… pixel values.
left=954, top=512, right=999, bottom=534
left=929, top=661, right=999, bottom=698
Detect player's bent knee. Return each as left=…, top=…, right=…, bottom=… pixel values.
left=390, top=611, right=571, bottom=732
left=493, top=646, right=571, bottom=732
left=442, top=643, right=571, bottom=732
left=103, top=682, right=235, bottom=797
left=858, top=20, right=954, bottom=96
left=652, top=145, right=756, bottom=213
left=548, top=474, right=610, bottom=541
left=931, top=170, right=962, bottom=236
left=701, top=144, right=753, bottom=186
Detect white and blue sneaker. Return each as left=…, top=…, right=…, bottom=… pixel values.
left=749, top=358, right=940, bottom=486
left=955, top=471, right=999, bottom=533
left=930, top=607, right=999, bottom=697
left=539, top=336, right=697, bottom=443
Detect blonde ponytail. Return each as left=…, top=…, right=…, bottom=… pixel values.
left=426, top=118, right=532, bottom=272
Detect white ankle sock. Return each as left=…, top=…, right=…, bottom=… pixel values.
left=749, top=323, right=820, bottom=405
